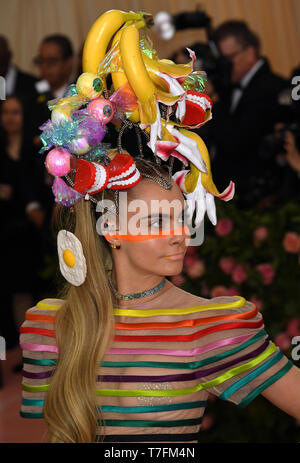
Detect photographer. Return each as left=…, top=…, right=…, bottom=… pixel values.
left=284, top=130, right=300, bottom=174
left=260, top=64, right=300, bottom=202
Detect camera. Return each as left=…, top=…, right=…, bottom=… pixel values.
left=259, top=122, right=300, bottom=159
left=154, top=8, right=233, bottom=93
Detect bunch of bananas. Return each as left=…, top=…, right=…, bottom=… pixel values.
left=78, top=10, right=235, bottom=225
left=81, top=9, right=194, bottom=125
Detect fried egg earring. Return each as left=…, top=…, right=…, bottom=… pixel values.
left=57, top=230, right=87, bottom=286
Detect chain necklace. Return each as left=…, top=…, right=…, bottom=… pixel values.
left=108, top=273, right=166, bottom=301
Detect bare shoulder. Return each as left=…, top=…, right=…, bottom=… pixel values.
left=169, top=284, right=248, bottom=309
left=167, top=284, right=209, bottom=307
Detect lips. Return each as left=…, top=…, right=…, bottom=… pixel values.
left=165, top=253, right=185, bottom=261
left=165, top=251, right=185, bottom=260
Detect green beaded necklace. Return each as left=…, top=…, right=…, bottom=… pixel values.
left=108, top=273, right=166, bottom=301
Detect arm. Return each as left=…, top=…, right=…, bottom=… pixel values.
left=20, top=298, right=62, bottom=420
left=261, top=365, right=300, bottom=420
left=284, top=130, right=300, bottom=174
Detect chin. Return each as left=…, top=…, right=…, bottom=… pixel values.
left=162, top=261, right=184, bottom=276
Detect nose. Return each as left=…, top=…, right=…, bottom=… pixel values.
left=168, top=225, right=190, bottom=245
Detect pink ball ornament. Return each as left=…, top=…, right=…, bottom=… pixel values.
left=45, top=148, right=72, bottom=177
left=87, top=98, right=114, bottom=124
left=68, top=137, right=90, bottom=155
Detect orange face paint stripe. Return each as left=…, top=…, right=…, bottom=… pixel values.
left=104, top=226, right=190, bottom=242
left=115, top=305, right=258, bottom=330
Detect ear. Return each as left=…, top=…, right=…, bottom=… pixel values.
left=103, top=232, right=121, bottom=249
left=247, top=45, right=257, bottom=62
left=96, top=215, right=120, bottom=248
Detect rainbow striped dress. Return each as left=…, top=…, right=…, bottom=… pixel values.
left=19, top=293, right=293, bottom=443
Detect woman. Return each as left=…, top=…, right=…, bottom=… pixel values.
left=19, top=9, right=300, bottom=444
left=0, top=94, right=43, bottom=350
left=19, top=154, right=300, bottom=443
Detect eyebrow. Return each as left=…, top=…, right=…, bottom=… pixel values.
left=141, top=209, right=186, bottom=220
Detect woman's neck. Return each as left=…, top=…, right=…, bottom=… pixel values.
left=111, top=277, right=174, bottom=308
left=6, top=133, right=22, bottom=161
left=7, top=132, right=22, bottom=144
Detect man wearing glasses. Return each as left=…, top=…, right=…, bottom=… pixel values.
left=23, top=36, right=76, bottom=248
left=207, top=21, right=291, bottom=208
left=32, top=34, right=75, bottom=143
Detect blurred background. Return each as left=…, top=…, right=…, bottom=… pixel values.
left=0, top=0, right=300, bottom=443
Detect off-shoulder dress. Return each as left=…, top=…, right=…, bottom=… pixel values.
left=19, top=285, right=293, bottom=443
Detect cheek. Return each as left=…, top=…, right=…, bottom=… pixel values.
left=2, top=113, right=21, bottom=127
left=46, top=66, right=60, bottom=78
left=238, top=56, right=250, bottom=70
left=125, top=239, right=167, bottom=263
left=56, top=65, right=66, bottom=76
left=16, top=114, right=23, bottom=126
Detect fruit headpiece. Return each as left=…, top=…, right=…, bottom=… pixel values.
left=39, top=9, right=235, bottom=227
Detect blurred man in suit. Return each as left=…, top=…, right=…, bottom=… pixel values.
left=32, top=34, right=76, bottom=138
left=207, top=21, right=292, bottom=207
left=0, top=36, right=38, bottom=99
left=26, top=35, right=76, bottom=229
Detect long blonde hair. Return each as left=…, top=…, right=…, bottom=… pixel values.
left=43, top=158, right=171, bottom=443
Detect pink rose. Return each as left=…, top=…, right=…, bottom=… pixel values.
left=200, top=281, right=210, bottom=297
left=210, top=285, right=228, bottom=297
left=256, top=263, right=275, bottom=285
left=186, top=259, right=205, bottom=279
left=274, top=332, right=291, bottom=351
left=185, top=246, right=198, bottom=257
left=183, top=255, right=199, bottom=269
left=171, top=274, right=186, bottom=286
left=286, top=319, right=300, bottom=337
left=283, top=232, right=300, bottom=253
left=219, top=257, right=236, bottom=275
left=227, top=286, right=241, bottom=297
left=232, top=264, right=248, bottom=284
left=249, top=295, right=263, bottom=311
left=215, top=218, right=233, bottom=237
left=201, top=413, right=214, bottom=431
left=250, top=294, right=263, bottom=310
left=253, top=226, right=268, bottom=241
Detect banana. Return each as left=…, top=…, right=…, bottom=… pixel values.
left=119, top=24, right=157, bottom=124
left=142, top=52, right=193, bottom=78
left=155, top=87, right=182, bottom=105
left=109, top=19, right=146, bottom=123
left=178, top=129, right=235, bottom=201
left=82, top=10, right=143, bottom=75
left=177, top=129, right=216, bottom=194
left=113, top=26, right=183, bottom=118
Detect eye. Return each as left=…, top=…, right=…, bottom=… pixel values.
left=150, top=217, right=164, bottom=229
left=178, top=213, right=184, bottom=223
left=178, top=210, right=186, bottom=223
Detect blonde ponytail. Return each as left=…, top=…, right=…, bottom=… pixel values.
left=44, top=197, right=115, bottom=443
left=43, top=159, right=170, bottom=442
